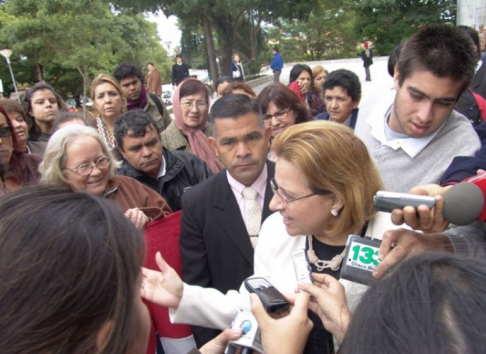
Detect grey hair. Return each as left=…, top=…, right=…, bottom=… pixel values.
left=39, top=125, right=121, bottom=188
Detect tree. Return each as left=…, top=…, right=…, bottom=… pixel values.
left=0, top=0, right=170, bottom=111
left=266, top=0, right=358, bottom=62
left=110, top=0, right=320, bottom=81
left=353, top=0, right=456, bottom=55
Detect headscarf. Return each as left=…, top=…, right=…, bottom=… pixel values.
left=172, top=79, right=223, bottom=174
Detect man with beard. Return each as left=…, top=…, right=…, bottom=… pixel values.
left=179, top=94, right=274, bottom=347
left=114, top=110, right=210, bottom=211
left=114, top=63, right=171, bottom=132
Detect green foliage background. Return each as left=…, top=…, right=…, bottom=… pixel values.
left=0, top=0, right=458, bottom=98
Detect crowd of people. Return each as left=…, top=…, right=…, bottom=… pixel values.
left=1, top=23, right=486, bottom=354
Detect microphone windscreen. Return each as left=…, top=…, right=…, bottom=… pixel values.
left=443, top=183, right=484, bottom=225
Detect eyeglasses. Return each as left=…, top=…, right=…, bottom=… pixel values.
left=63, top=156, right=111, bottom=176
left=0, top=125, right=13, bottom=138
left=270, top=178, right=331, bottom=205
left=263, top=109, right=291, bottom=122
left=180, top=101, right=207, bottom=110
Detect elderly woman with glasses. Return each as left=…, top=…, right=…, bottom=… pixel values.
left=39, top=125, right=171, bottom=229
left=0, top=105, right=41, bottom=196
left=161, top=78, right=222, bottom=174
left=140, top=121, right=384, bottom=354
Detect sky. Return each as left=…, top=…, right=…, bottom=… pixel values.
left=146, top=11, right=182, bottom=54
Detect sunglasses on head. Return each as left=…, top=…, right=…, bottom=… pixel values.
left=0, top=126, right=13, bottom=138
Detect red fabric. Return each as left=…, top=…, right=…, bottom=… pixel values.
left=143, top=211, right=193, bottom=353
left=471, top=90, right=486, bottom=120
left=288, top=81, right=305, bottom=102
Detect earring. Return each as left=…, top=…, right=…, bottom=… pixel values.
left=331, top=209, right=338, bottom=216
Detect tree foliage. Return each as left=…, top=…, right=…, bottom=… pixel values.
left=266, top=0, right=358, bottom=62
left=0, top=0, right=171, bottom=100
left=353, top=0, right=457, bottom=55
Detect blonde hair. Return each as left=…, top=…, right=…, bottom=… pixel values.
left=312, top=65, right=328, bottom=91
left=39, top=125, right=120, bottom=189
left=90, top=74, right=127, bottom=116
left=312, top=65, right=328, bottom=78
left=272, top=121, right=382, bottom=236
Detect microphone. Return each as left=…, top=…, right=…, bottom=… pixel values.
left=443, top=174, right=486, bottom=226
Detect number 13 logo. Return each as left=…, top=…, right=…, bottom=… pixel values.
left=351, top=244, right=380, bottom=267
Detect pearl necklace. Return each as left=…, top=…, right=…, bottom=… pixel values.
left=306, top=235, right=346, bottom=272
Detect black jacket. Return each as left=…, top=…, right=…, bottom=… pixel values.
left=179, top=161, right=275, bottom=346
left=172, top=63, right=190, bottom=86
left=117, top=149, right=211, bottom=211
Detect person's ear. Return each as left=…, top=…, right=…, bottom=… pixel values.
left=96, top=320, right=113, bottom=350
left=330, top=194, right=344, bottom=214
left=353, top=95, right=362, bottom=109
left=208, top=137, right=219, bottom=158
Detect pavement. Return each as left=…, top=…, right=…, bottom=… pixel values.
left=252, top=56, right=392, bottom=122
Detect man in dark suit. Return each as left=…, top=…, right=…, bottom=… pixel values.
left=180, top=94, right=273, bottom=347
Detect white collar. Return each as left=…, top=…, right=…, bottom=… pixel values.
left=367, top=91, right=445, bottom=159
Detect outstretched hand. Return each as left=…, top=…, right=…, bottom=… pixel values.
left=140, top=252, right=184, bottom=308
left=300, top=274, right=351, bottom=344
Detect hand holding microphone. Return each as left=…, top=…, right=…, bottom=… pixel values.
left=385, top=185, right=451, bottom=233
left=378, top=171, right=486, bottom=231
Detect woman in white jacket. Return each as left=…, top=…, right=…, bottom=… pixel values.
left=142, top=121, right=383, bottom=354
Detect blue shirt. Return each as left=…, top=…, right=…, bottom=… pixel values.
left=270, top=53, right=283, bottom=71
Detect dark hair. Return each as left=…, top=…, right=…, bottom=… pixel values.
left=289, top=64, right=312, bottom=84
left=209, top=94, right=263, bottom=136
left=176, top=55, right=182, bottom=59
left=456, top=25, right=481, bottom=59
left=0, top=98, right=33, bottom=130
left=0, top=185, right=144, bottom=353
left=214, top=76, right=233, bottom=92
left=0, top=104, right=23, bottom=182
left=258, top=83, right=312, bottom=124
left=23, top=82, right=66, bottom=140
left=340, top=253, right=486, bottom=353
left=322, top=69, right=361, bottom=102
left=147, top=62, right=154, bottom=66
left=397, top=25, right=477, bottom=98
left=52, top=111, right=88, bottom=132
left=387, top=43, right=403, bottom=77
left=114, top=110, right=160, bottom=150
left=222, top=82, right=256, bottom=98
left=180, top=79, right=209, bottom=104
left=273, top=47, right=279, bottom=53
left=114, top=63, right=144, bottom=85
